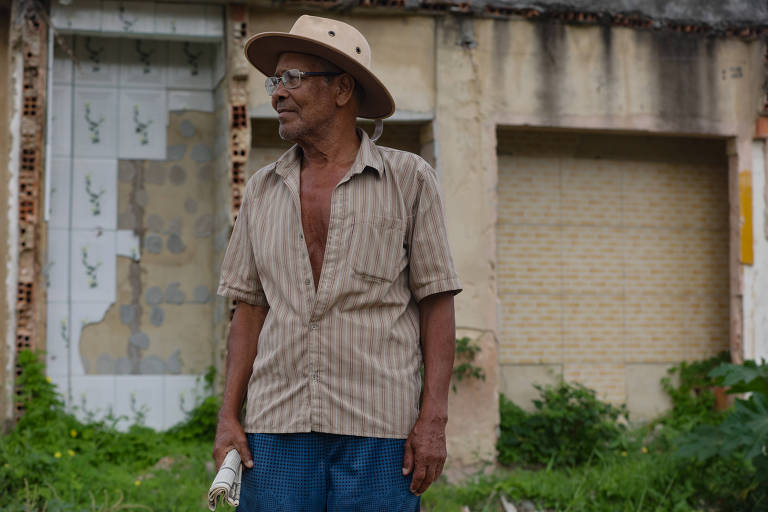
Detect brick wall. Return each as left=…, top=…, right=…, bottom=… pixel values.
left=496, top=131, right=730, bottom=410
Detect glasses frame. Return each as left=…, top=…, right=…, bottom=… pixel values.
left=265, top=69, right=343, bottom=95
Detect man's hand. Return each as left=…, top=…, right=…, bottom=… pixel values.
left=211, top=303, right=268, bottom=471
left=212, top=414, right=254, bottom=470
left=402, top=413, right=447, bottom=495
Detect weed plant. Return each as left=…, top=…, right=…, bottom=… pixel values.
left=0, top=350, right=218, bottom=511
left=496, top=381, right=628, bottom=468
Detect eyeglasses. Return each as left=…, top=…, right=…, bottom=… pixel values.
left=265, top=69, right=343, bottom=95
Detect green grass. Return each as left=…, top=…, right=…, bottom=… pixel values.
left=0, top=351, right=221, bottom=511
left=2, top=350, right=764, bottom=511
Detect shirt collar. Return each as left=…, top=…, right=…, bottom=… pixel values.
left=273, top=128, right=384, bottom=179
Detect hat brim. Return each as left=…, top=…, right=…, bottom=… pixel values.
left=244, top=32, right=395, bottom=120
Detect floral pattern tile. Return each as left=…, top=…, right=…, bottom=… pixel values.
left=102, top=1, right=154, bottom=33
left=46, top=302, right=71, bottom=377
left=154, top=3, right=206, bottom=37
left=69, top=229, right=116, bottom=304
left=51, top=85, right=72, bottom=157
left=72, top=158, right=117, bottom=230
left=73, top=87, right=118, bottom=158
left=118, top=89, right=167, bottom=160
left=167, top=89, right=214, bottom=112
left=48, top=158, right=72, bottom=229
left=119, top=38, right=167, bottom=88
left=70, top=376, right=116, bottom=422
left=51, top=0, right=103, bottom=31
left=114, top=376, right=165, bottom=430
left=53, top=36, right=74, bottom=84
left=164, top=375, right=204, bottom=428
left=46, top=228, right=70, bottom=303
left=167, top=41, right=212, bottom=90
left=74, top=36, right=119, bottom=87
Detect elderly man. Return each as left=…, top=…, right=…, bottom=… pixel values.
left=214, top=15, right=461, bottom=510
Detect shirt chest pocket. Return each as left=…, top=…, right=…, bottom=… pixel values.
left=349, top=216, right=406, bottom=284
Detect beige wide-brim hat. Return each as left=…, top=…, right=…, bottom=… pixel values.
left=244, top=15, right=395, bottom=120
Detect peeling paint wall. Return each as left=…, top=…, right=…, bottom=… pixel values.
left=78, top=111, right=220, bottom=376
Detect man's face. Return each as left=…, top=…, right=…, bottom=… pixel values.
left=271, top=52, right=338, bottom=142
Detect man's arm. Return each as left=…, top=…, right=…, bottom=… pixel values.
left=402, top=291, right=456, bottom=495
left=212, top=301, right=269, bottom=470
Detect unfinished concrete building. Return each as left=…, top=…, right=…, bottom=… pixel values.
left=1, top=0, right=767, bottom=471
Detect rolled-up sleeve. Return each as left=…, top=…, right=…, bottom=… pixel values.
left=217, top=182, right=268, bottom=307
left=408, top=167, right=462, bottom=302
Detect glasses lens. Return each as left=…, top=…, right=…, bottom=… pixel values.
left=282, top=69, right=301, bottom=89
left=265, top=76, right=279, bottom=95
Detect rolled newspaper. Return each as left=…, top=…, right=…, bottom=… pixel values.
left=208, top=449, right=242, bottom=511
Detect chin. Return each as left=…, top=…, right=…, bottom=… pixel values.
left=278, top=122, right=304, bottom=143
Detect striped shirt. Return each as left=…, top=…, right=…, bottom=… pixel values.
left=217, top=129, right=461, bottom=438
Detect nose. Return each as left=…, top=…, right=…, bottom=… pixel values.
left=271, top=81, right=288, bottom=109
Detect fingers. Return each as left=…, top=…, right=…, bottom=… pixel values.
left=236, top=434, right=254, bottom=468
left=409, top=462, right=427, bottom=495
left=416, top=464, right=437, bottom=495
left=401, top=440, right=414, bottom=476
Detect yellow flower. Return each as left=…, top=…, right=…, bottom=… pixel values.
left=641, top=446, right=648, bottom=454
left=621, top=451, right=627, bottom=457
left=68, top=450, right=75, bottom=457
left=46, top=376, right=52, bottom=383
left=134, top=480, right=141, bottom=487
left=70, top=429, right=77, bottom=438
left=3, top=463, right=9, bottom=469
left=54, top=451, right=61, bottom=459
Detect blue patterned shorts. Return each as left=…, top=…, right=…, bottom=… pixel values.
left=236, top=432, right=420, bottom=512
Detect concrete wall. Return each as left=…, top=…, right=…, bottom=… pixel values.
left=0, top=0, right=12, bottom=430
left=239, top=8, right=767, bottom=471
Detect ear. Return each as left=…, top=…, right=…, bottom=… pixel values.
left=335, top=74, right=356, bottom=108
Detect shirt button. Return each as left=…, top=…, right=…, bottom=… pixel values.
left=299, top=233, right=304, bottom=240
left=304, top=278, right=311, bottom=286
left=310, top=323, right=318, bottom=331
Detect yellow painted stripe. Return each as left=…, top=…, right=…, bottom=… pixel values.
left=739, top=169, right=754, bottom=265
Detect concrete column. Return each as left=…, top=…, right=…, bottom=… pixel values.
left=435, top=15, right=499, bottom=475
left=743, top=140, right=768, bottom=362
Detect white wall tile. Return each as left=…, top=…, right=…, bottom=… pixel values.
left=204, top=5, right=224, bottom=38
left=114, top=376, right=165, bottom=430
left=74, top=36, right=119, bottom=87
left=70, top=301, right=113, bottom=376
left=167, top=42, right=212, bottom=90
left=154, top=3, right=205, bottom=36
left=73, top=87, right=118, bottom=158
left=53, top=36, right=74, bottom=84
left=51, top=86, right=73, bottom=157
left=48, top=158, right=72, bottom=228
left=51, top=0, right=103, bottom=31
left=116, top=230, right=140, bottom=260
left=70, top=229, right=116, bottom=304
left=164, top=375, right=205, bottom=428
left=213, top=42, right=226, bottom=87
left=71, top=158, right=117, bottom=230
left=46, top=302, right=70, bottom=377
left=118, top=89, right=167, bottom=160
left=70, top=376, right=116, bottom=423
left=49, top=375, right=70, bottom=407
left=168, top=89, right=214, bottom=112
left=46, top=228, right=70, bottom=302
left=119, top=38, right=167, bottom=88
left=102, top=1, right=155, bottom=34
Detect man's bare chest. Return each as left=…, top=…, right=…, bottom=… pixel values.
left=300, top=179, right=335, bottom=287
